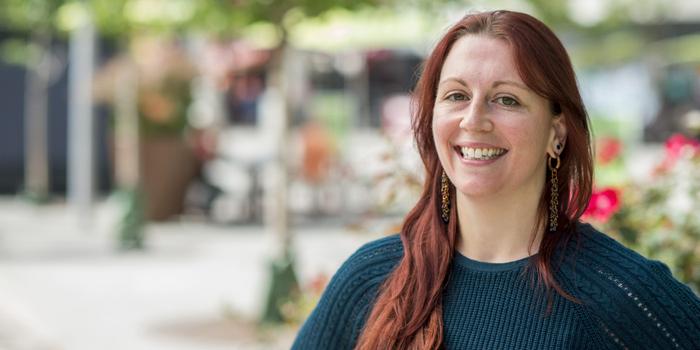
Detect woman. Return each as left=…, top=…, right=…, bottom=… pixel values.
left=292, top=10, right=700, bottom=349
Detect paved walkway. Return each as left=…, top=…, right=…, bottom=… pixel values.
left=0, top=199, right=394, bottom=350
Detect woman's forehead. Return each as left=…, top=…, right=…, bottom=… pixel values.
left=439, top=35, right=524, bottom=87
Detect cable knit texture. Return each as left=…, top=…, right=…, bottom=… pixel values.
left=292, top=222, right=700, bottom=349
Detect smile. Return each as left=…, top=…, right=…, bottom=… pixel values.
left=455, top=146, right=508, bottom=161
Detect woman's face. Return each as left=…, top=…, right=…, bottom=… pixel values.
left=432, top=34, right=565, bottom=199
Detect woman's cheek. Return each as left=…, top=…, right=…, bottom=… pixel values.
left=432, top=118, right=451, bottom=159
left=432, top=118, right=450, bottom=144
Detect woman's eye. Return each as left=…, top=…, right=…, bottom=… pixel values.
left=496, top=96, right=519, bottom=106
left=446, top=93, right=468, bottom=101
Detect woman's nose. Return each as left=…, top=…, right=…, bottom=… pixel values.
left=458, top=100, right=494, bottom=132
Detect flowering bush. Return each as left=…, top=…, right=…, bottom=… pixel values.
left=584, top=133, right=700, bottom=292
left=94, top=36, right=195, bottom=136
left=596, top=137, right=622, bottom=165
left=583, top=188, right=620, bottom=222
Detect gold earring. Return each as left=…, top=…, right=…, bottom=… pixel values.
left=441, top=171, right=450, bottom=223
left=548, top=155, right=560, bottom=232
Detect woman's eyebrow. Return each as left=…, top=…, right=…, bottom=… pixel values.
left=437, top=78, right=529, bottom=91
left=493, top=80, right=529, bottom=91
left=438, top=77, right=468, bottom=88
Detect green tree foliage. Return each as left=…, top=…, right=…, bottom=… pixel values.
left=0, top=0, right=386, bottom=38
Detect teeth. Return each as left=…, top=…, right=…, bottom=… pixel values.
left=459, top=147, right=506, bottom=160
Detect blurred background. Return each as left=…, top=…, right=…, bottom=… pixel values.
left=0, top=0, right=699, bottom=349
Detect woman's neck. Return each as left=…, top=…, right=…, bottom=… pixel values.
left=455, top=187, right=545, bottom=263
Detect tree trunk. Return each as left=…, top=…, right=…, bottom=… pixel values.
left=261, top=43, right=300, bottom=324
left=114, top=55, right=145, bottom=250
left=23, top=28, right=51, bottom=202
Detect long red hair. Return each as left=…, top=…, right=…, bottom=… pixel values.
left=355, top=10, right=593, bottom=349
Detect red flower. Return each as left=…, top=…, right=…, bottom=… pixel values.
left=655, top=133, right=700, bottom=174
left=665, top=133, right=700, bottom=159
left=597, top=137, right=622, bottom=165
left=583, top=187, right=620, bottom=223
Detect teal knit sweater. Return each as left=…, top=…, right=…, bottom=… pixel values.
left=292, top=223, right=700, bottom=349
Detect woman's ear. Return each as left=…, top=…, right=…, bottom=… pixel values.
left=547, top=114, right=567, bottom=158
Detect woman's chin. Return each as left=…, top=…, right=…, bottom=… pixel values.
left=453, top=182, right=502, bottom=198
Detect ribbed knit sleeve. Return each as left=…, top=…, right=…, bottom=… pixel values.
left=557, top=223, right=700, bottom=350
left=291, top=234, right=403, bottom=350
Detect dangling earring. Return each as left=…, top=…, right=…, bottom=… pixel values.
left=441, top=170, right=450, bottom=223
left=548, top=152, right=561, bottom=232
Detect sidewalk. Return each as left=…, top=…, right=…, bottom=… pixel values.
left=0, top=198, right=392, bottom=350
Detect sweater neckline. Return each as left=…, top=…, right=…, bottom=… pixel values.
left=453, top=250, right=537, bottom=272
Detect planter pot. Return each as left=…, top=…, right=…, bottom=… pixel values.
left=140, top=135, right=198, bottom=221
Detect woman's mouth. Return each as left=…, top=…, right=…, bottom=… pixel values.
left=455, top=146, right=508, bottom=161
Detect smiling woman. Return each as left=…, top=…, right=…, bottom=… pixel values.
left=433, top=35, right=561, bottom=204
left=292, top=10, right=700, bottom=350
